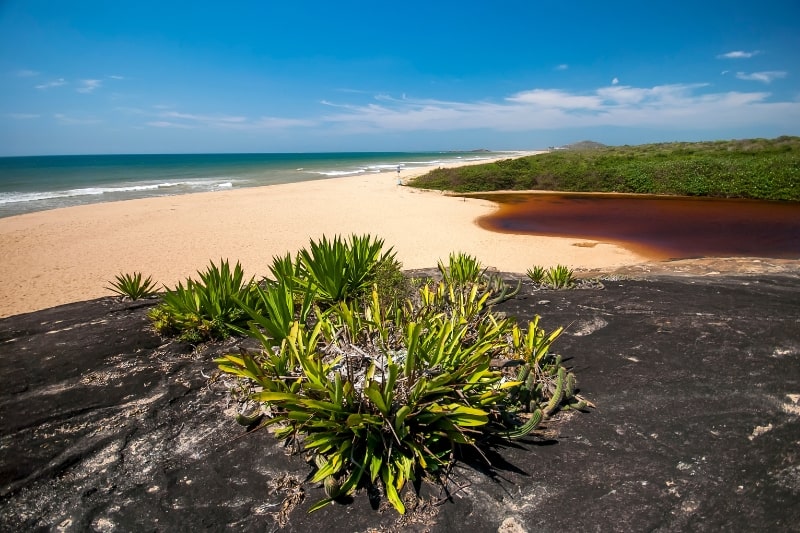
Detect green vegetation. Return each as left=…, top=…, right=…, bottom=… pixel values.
left=409, top=136, right=800, bottom=201
left=438, top=251, right=486, bottom=286
left=106, top=271, right=158, bottom=300
left=148, top=259, right=262, bottom=342
left=136, top=234, right=586, bottom=514
left=526, top=265, right=577, bottom=289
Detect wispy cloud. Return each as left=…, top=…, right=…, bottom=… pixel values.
left=108, top=75, right=125, bottom=80
left=555, top=64, right=569, bottom=71
left=144, top=109, right=314, bottom=130
left=316, top=82, right=799, bottom=134
left=159, top=111, right=247, bottom=128
left=736, top=71, right=787, bottom=83
left=611, top=77, right=620, bottom=85
left=146, top=121, right=193, bottom=129
left=54, top=113, right=102, bottom=125
left=718, top=50, right=759, bottom=59
left=506, top=89, right=603, bottom=109
left=35, top=78, right=67, bottom=90
left=77, top=79, right=103, bottom=93
left=138, top=78, right=798, bottom=137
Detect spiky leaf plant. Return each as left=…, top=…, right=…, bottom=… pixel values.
left=526, top=265, right=546, bottom=284
left=295, top=234, right=396, bottom=304
left=545, top=265, right=576, bottom=288
left=148, top=259, right=261, bottom=341
left=107, top=271, right=158, bottom=300
left=438, top=251, right=486, bottom=286
left=217, top=274, right=582, bottom=514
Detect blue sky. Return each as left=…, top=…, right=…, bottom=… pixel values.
left=1, top=0, right=799, bottom=155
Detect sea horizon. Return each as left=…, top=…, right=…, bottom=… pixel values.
left=0, top=150, right=523, bottom=219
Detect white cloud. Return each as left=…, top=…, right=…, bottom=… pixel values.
left=54, top=113, right=102, bottom=125
left=143, top=109, right=314, bottom=130
left=315, top=82, right=799, bottom=134
left=35, top=78, right=67, bottom=89
left=77, top=79, right=103, bottom=93
left=506, top=89, right=602, bottom=109
left=254, top=116, right=317, bottom=128
left=555, top=64, right=569, bottom=71
left=718, top=50, right=759, bottom=59
left=736, top=71, right=787, bottom=83
left=108, top=75, right=125, bottom=80
left=146, top=121, right=193, bottom=129
left=138, top=78, right=799, bottom=137
left=612, top=77, right=619, bottom=85
left=158, top=111, right=248, bottom=128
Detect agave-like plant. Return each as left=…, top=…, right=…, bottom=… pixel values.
left=295, top=234, right=396, bottom=304
left=217, top=276, right=578, bottom=514
left=545, top=265, right=576, bottom=289
left=526, top=265, right=546, bottom=284
left=149, top=259, right=261, bottom=341
left=438, top=251, right=486, bottom=286
left=107, top=271, right=158, bottom=300
left=526, top=264, right=577, bottom=289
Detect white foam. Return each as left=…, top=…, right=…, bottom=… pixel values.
left=0, top=179, right=236, bottom=205
left=313, top=169, right=367, bottom=177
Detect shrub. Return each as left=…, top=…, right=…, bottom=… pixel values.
left=141, top=237, right=586, bottom=514
left=545, top=265, right=576, bottom=288
left=526, top=265, right=576, bottom=289
left=217, top=278, right=582, bottom=514
left=107, top=271, right=158, bottom=300
left=438, top=251, right=486, bottom=286
left=408, top=136, right=800, bottom=201
left=148, top=259, right=260, bottom=341
left=526, top=265, right=546, bottom=284
left=296, top=234, right=396, bottom=304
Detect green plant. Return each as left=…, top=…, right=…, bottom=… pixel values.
left=367, top=255, right=412, bottom=309
left=107, top=271, right=158, bottom=300
left=526, top=265, right=546, bottom=284
left=408, top=136, right=800, bottom=201
left=545, top=265, right=576, bottom=288
left=142, top=240, right=586, bottom=514
left=296, top=234, right=396, bottom=304
left=525, top=265, right=577, bottom=289
left=148, top=259, right=260, bottom=341
left=438, top=252, right=486, bottom=286
left=217, top=275, right=580, bottom=514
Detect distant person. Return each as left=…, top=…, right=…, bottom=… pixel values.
left=396, top=165, right=401, bottom=185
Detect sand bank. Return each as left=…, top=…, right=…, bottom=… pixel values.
left=0, top=153, right=647, bottom=318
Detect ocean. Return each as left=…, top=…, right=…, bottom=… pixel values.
left=0, top=151, right=510, bottom=218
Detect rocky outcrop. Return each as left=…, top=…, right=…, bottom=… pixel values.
left=1, top=275, right=798, bottom=531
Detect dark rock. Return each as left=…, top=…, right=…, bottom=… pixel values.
left=1, top=275, right=799, bottom=532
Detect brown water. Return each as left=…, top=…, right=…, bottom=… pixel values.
left=475, top=193, right=800, bottom=260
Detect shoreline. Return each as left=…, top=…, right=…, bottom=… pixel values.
left=0, top=150, right=643, bottom=318
left=2, top=151, right=796, bottom=319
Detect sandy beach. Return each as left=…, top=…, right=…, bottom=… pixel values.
left=0, top=153, right=649, bottom=318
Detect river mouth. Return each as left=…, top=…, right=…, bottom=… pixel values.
left=473, top=192, right=800, bottom=261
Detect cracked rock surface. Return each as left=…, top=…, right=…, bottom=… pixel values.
left=1, top=273, right=798, bottom=532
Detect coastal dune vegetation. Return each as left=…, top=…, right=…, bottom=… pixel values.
left=408, top=136, right=800, bottom=201
left=111, top=234, right=589, bottom=514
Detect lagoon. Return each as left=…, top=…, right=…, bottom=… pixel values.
left=476, top=193, right=800, bottom=260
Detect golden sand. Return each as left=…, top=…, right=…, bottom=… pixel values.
left=0, top=154, right=647, bottom=318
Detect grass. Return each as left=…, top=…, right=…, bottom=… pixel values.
left=408, top=136, right=800, bottom=201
